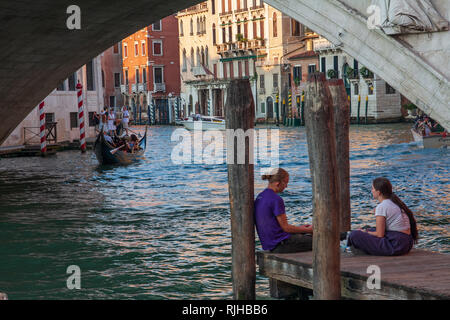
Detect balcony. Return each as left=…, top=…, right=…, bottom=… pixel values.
left=154, top=82, right=166, bottom=92
left=247, top=39, right=265, bottom=50
left=131, top=83, right=137, bottom=93
left=120, top=84, right=129, bottom=94
left=192, top=66, right=207, bottom=77
left=138, top=83, right=145, bottom=92
left=313, top=38, right=340, bottom=52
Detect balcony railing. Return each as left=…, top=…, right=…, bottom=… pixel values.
left=154, top=82, right=166, bottom=92
left=120, top=84, right=128, bottom=94
left=192, top=66, right=207, bottom=77
left=313, top=38, right=338, bottom=51
left=138, top=83, right=145, bottom=92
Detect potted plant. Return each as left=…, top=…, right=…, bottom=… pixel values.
left=236, top=33, right=244, bottom=42
left=403, top=103, right=417, bottom=117
left=327, top=69, right=338, bottom=79
left=293, top=77, right=301, bottom=87
left=360, top=66, right=374, bottom=79
left=345, top=66, right=358, bottom=80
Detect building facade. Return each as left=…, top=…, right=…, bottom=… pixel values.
left=101, top=42, right=124, bottom=110
left=313, top=37, right=403, bottom=123
left=177, top=1, right=321, bottom=124
left=121, top=15, right=181, bottom=125
left=2, top=57, right=104, bottom=147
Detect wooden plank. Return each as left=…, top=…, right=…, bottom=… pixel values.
left=257, top=249, right=450, bottom=300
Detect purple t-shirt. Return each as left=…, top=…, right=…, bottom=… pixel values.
left=254, top=188, right=290, bottom=250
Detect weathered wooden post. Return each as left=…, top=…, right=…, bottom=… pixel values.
left=304, top=73, right=341, bottom=299
left=328, top=79, right=351, bottom=232
left=225, top=78, right=255, bottom=300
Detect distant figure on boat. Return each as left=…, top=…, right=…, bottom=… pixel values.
left=347, top=177, right=418, bottom=256
left=254, top=168, right=314, bottom=253
left=100, top=107, right=107, bottom=132
left=108, top=108, right=116, bottom=136
left=122, top=106, right=130, bottom=136
left=127, top=134, right=140, bottom=153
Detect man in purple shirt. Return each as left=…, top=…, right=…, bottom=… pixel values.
left=254, top=168, right=313, bottom=253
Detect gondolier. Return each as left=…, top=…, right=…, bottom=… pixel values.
left=107, top=108, right=116, bottom=135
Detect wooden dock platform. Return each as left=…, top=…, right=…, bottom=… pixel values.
left=257, top=249, right=450, bottom=300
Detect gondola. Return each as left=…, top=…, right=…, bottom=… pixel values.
left=94, top=127, right=147, bottom=165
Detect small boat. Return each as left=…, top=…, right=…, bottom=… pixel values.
left=411, top=128, right=450, bottom=148
left=179, top=115, right=226, bottom=131
left=94, top=127, right=147, bottom=165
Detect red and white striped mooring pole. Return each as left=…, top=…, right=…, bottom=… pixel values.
left=38, top=101, right=47, bottom=155
left=76, top=81, right=86, bottom=153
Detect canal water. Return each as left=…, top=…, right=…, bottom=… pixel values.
left=0, top=123, right=448, bottom=299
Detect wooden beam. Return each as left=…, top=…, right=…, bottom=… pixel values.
left=304, top=73, right=341, bottom=299
left=225, top=79, right=256, bottom=300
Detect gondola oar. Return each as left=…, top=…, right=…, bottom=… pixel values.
left=110, top=144, right=125, bottom=154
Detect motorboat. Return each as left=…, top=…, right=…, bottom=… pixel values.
left=179, top=115, right=226, bottom=131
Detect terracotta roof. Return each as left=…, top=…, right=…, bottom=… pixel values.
left=288, top=51, right=318, bottom=60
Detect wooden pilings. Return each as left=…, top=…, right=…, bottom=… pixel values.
left=328, top=79, right=351, bottom=233
left=304, top=73, right=341, bottom=299
left=225, top=79, right=256, bottom=300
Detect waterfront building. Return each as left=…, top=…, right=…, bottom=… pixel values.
left=313, top=37, right=403, bottom=123
left=101, top=42, right=124, bottom=110
left=177, top=1, right=323, bottom=124
left=1, top=57, right=104, bottom=147
left=120, top=15, right=181, bottom=125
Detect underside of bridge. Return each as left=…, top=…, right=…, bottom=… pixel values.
left=0, top=0, right=449, bottom=144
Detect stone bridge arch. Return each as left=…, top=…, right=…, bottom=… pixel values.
left=0, top=0, right=448, bottom=144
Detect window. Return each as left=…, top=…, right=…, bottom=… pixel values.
left=153, top=20, right=161, bottom=31
left=134, top=42, right=138, bottom=56
left=45, top=113, right=55, bottom=123
left=291, top=19, right=300, bottom=36
left=211, top=0, right=215, bottom=15
left=238, top=61, right=242, bottom=78
left=221, top=0, right=225, bottom=14
left=153, top=41, right=162, bottom=56
left=223, top=63, right=227, bottom=79
left=244, top=60, right=249, bottom=77
left=244, top=19, right=248, bottom=39
left=386, top=83, right=396, bottom=94
left=86, top=60, right=94, bottom=91
left=109, top=96, right=116, bottom=108
left=113, top=43, right=119, bottom=54
left=333, top=56, right=339, bottom=75
left=273, top=13, right=277, bottom=37
left=154, top=67, right=163, bottom=84
left=222, top=27, right=226, bottom=43
left=68, top=73, right=77, bottom=91
left=261, top=102, right=265, bottom=114
left=213, top=64, right=217, bottom=79
left=353, top=59, right=359, bottom=77
left=135, top=69, right=140, bottom=84
left=143, top=68, right=147, bottom=83
left=114, top=73, right=121, bottom=88
left=190, top=19, right=193, bottom=35
left=308, top=64, right=316, bottom=74
left=228, top=23, right=232, bottom=43
left=212, top=24, right=216, bottom=45
left=124, top=69, right=129, bottom=85
left=273, top=73, right=278, bottom=89
left=293, top=66, right=302, bottom=82
left=123, top=44, right=128, bottom=58
left=253, top=19, right=257, bottom=39
left=88, top=112, right=96, bottom=127
left=260, top=16, right=264, bottom=39
left=259, top=74, right=265, bottom=89
left=180, top=20, right=184, bottom=36
left=354, top=83, right=359, bottom=95
left=182, top=49, right=187, bottom=72
left=229, top=61, right=234, bottom=79
left=57, top=81, right=65, bottom=91
left=141, top=41, right=146, bottom=56
left=321, top=57, right=326, bottom=74
left=70, top=112, right=78, bottom=129
left=101, top=70, right=105, bottom=88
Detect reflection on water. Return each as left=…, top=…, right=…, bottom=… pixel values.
left=0, top=123, right=448, bottom=299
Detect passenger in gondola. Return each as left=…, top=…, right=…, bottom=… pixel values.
left=103, top=132, right=115, bottom=147
left=127, top=134, right=139, bottom=153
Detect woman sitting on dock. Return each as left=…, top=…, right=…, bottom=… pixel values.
left=254, top=168, right=313, bottom=253
left=347, top=177, right=418, bottom=256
